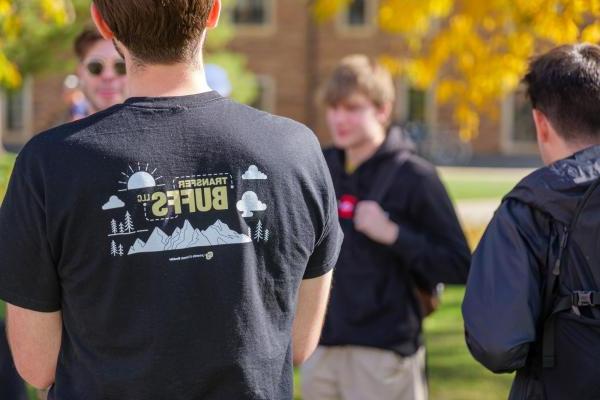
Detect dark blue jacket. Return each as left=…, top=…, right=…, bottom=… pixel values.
left=463, top=145, right=600, bottom=399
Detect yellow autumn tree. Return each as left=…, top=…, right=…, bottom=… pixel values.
left=314, top=0, right=600, bottom=140
left=0, top=0, right=74, bottom=88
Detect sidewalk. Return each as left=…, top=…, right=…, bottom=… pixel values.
left=454, top=199, right=501, bottom=228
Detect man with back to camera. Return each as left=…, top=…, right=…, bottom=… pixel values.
left=0, top=1, right=343, bottom=399
left=73, top=27, right=127, bottom=118
left=463, top=44, right=600, bottom=399
left=301, top=55, right=471, bottom=400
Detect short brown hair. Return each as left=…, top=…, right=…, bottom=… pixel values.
left=322, top=55, right=395, bottom=108
left=93, top=0, right=215, bottom=65
left=74, top=27, right=103, bottom=61
left=524, top=44, right=600, bottom=142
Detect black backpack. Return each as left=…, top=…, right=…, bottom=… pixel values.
left=367, top=151, right=441, bottom=317
left=525, top=178, right=600, bottom=399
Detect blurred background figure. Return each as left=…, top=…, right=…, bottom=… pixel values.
left=302, top=55, right=470, bottom=400
left=72, top=27, right=126, bottom=117
left=205, top=63, right=232, bottom=97
left=62, top=74, right=88, bottom=121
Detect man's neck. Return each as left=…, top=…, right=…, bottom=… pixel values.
left=126, top=62, right=211, bottom=98
left=344, top=134, right=386, bottom=171
left=547, top=138, right=600, bottom=165
left=565, top=141, right=600, bottom=159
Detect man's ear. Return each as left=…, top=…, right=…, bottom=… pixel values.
left=532, top=108, right=551, bottom=144
left=91, top=3, right=114, bottom=40
left=376, top=102, right=393, bottom=126
left=206, top=0, right=222, bottom=29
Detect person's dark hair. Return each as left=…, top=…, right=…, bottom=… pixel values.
left=93, top=0, right=215, bottom=65
left=524, top=43, right=600, bottom=142
left=74, top=27, right=103, bottom=61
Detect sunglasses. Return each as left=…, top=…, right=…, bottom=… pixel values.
left=85, top=59, right=127, bottom=76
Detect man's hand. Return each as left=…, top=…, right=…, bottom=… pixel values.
left=354, top=201, right=399, bottom=245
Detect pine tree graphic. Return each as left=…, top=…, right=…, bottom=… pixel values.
left=264, top=229, right=270, bottom=243
left=118, top=244, right=124, bottom=257
left=118, top=222, right=125, bottom=234
left=254, top=221, right=263, bottom=241
left=110, top=219, right=118, bottom=234
left=124, top=211, right=134, bottom=233
left=110, top=240, right=118, bottom=256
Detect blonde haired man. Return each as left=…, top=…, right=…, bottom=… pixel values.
left=302, top=55, right=470, bottom=400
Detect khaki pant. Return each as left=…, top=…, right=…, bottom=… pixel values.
left=301, top=346, right=427, bottom=400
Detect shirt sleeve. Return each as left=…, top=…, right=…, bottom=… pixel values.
left=0, top=149, right=61, bottom=312
left=303, top=148, right=343, bottom=280
left=462, top=199, right=548, bottom=373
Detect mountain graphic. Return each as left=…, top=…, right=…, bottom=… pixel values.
left=128, top=219, right=251, bottom=255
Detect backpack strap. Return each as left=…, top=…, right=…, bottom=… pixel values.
left=366, top=151, right=411, bottom=203
left=541, top=177, right=600, bottom=368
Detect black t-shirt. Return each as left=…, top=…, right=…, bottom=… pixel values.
left=0, top=91, right=342, bottom=400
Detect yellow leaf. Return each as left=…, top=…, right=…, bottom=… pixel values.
left=582, top=22, right=600, bottom=43
left=0, top=53, right=21, bottom=88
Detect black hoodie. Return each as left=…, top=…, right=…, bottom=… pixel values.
left=320, top=129, right=471, bottom=356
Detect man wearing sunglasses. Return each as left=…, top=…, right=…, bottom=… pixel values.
left=74, top=27, right=126, bottom=116
left=0, top=1, right=341, bottom=399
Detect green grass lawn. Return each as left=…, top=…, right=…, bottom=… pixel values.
left=439, top=167, right=531, bottom=201
left=0, top=152, right=12, bottom=323
left=424, top=286, right=514, bottom=400
left=0, top=153, right=13, bottom=322
left=0, top=152, right=15, bottom=198
left=424, top=169, right=520, bottom=399
left=0, top=155, right=524, bottom=399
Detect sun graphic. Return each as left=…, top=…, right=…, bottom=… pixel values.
left=118, top=163, right=165, bottom=192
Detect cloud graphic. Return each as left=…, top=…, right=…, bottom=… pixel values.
left=102, top=195, right=125, bottom=210
left=242, top=165, right=267, bottom=180
left=236, top=191, right=267, bottom=217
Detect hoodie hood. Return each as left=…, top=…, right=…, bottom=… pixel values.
left=327, top=126, right=415, bottom=173
left=506, top=145, right=600, bottom=224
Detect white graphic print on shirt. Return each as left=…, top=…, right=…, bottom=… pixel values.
left=102, top=163, right=270, bottom=260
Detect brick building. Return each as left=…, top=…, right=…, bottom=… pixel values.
left=0, top=0, right=538, bottom=163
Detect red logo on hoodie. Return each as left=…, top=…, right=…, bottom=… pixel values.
left=338, top=194, right=358, bottom=219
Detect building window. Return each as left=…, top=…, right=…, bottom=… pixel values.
left=512, top=90, right=536, bottom=143
left=501, top=87, right=537, bottom=154
left=5, top=89, right=24, bottom=131
left=232, top=0, right=271, bottom=26
left=338, top=0, right=376, bottom=33
left=395, top=79, right=431, bottom=126
left=346, top=0, right=367, bottom=26
left=1, top=78, right=33, bottom=147
left=407, top=88, right=427, bottom=124
left=250, top=75, right=276, bottom=113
